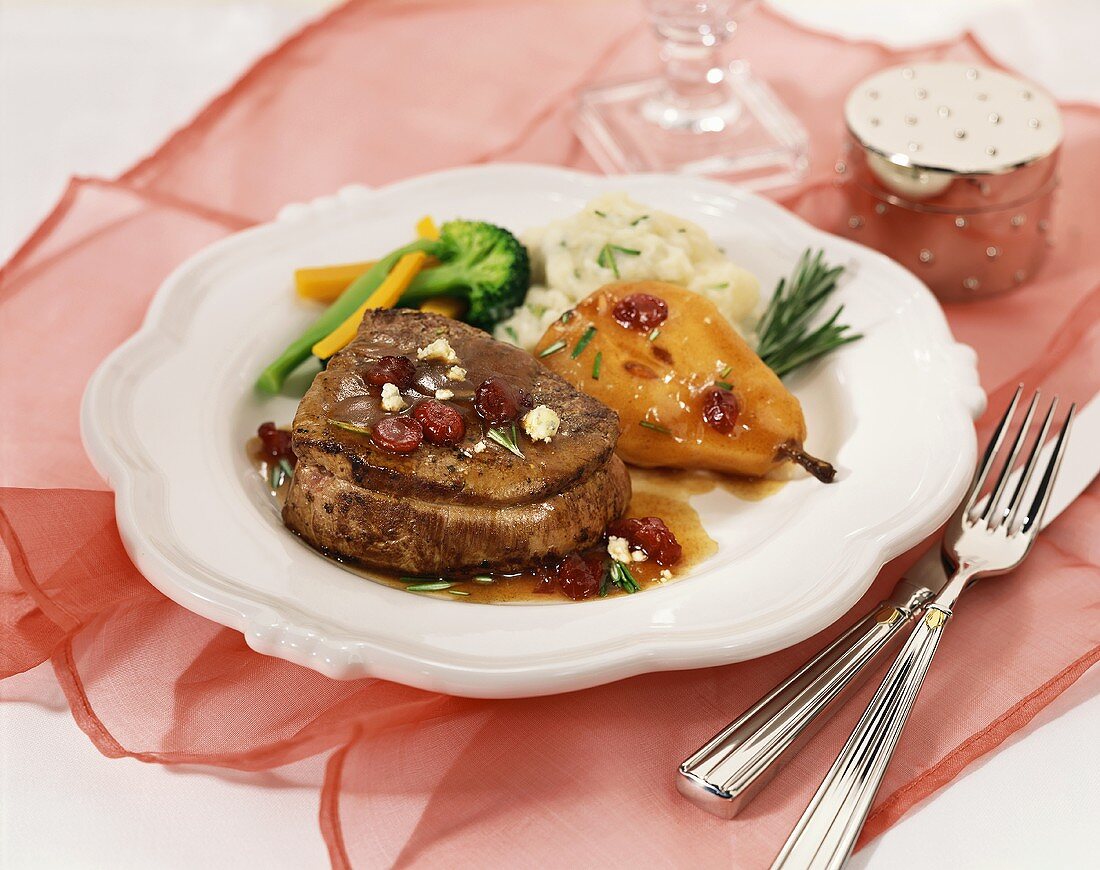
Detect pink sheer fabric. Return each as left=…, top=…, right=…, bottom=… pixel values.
left=1, top=1, right=1098, bottom=866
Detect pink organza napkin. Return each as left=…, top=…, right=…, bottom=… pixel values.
left=2, top=1, right=1098, bottom=867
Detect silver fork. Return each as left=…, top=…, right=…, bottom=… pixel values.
left=771, top=388, right=1076, bottom=870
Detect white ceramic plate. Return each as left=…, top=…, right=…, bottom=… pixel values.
left=81, top=165, right=984, bottom=698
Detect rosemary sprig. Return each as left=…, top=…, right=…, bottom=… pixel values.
left=571, top=325, right=597, bottom=358
left=560, top=310, right=574, bottom=324
left=714, top=380, right=733, bottom=391
left=647, top=328, right=661, bottom=342
left=608, top=560, right=640, bottom=594
left=596, top=243, right=641, bottom=278
left=639, top=420, right=671, bottom=435
left=268, top=463, right=285, bottom=491
left=719, top=364, right=733, bottom=378
left=756, top=249, right=862, bottom=379
left=404, top=580, right=453, bottom=592
left=538, top=339, right=567, bottom=358
left=592, top=351, right=603, bottom=380
left=487, top=424, right=525, bottom=459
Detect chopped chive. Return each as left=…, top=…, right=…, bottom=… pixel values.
left=592, top=351, right=603, bottom=380
left=268, top=464, right=285, bottom=491
left=630, top=215, right=649, bottom=226
left=709, top=282, right=730, bottom=290
left=594, top=209, right=607, bottom=217
left=487, top=425, right=525, bottom=459
left=639, top=420, right=672, bottom=435
left=278, top=458, right=295, bottom=479
left=597, top=243, right=618, bottom=277
left=405, top=581, right=454, bottom=592
left=447, top=589, right=471, bottom=596
left=560, top=310, right=574, bottom=324
left=596, top=244, right=639, bottom=278
left=505, top=326, right=519, bottom=343
left=647, top=328, right=660, bottom=342
left=473, top=575, right=494, bottom=584
left=538, top=339, right=567, bottom=358
left=571, top=325, right=597, bottom=358
left=720, top=364, right=733, bottom=377
left=715, top=380, right=733, bottom=391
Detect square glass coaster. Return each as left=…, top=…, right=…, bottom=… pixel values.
left=577, top=62, right=809, bottom=190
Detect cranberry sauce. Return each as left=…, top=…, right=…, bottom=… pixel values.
left=326, top=329, right=544, bottom=456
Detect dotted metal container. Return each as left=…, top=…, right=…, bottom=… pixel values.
left=835, top=62, right=1062, bottom=301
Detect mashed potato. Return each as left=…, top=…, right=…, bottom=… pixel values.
left=494, top=192, right=759, bottom=349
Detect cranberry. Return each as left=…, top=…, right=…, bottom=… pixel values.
left=371, top=415, right=423, bottom=454
left=612, top=293, right=669, bottom=332
left=608, top=516, right=682, bottom=567
left=533, top=566, right=557, bottom=595
left=702, top=386, right=740, bottom=434
left=555, top=553, right=606, bottom=600
left=412, top=400, right=467, bottom=447
left=257, top=421, right=296, bottom=465
left=473, top=377, right=522, bottom=425
left=365, top=356, right=416, bottom=389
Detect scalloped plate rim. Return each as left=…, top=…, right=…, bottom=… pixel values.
left=80, top=163, right=984, bottom=697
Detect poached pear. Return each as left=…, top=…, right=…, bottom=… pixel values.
left=533, top=281, right=834, bottom=481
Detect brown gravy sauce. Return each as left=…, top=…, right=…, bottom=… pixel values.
left=246, top=438, right=783, bottom=604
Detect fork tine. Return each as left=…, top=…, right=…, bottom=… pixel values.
left=1019, top=403, right=1076, bottom=533
left=1003, top=396, right=1057, bottom=531
left=966, top=386, right=1022, bottom=513
left=983, top=390, right=1040, bottom=526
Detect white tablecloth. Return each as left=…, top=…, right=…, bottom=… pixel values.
left=2, top=2, right=1098, bottom=866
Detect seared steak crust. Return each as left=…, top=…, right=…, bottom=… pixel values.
left=283, top=309, right=631, bottom=575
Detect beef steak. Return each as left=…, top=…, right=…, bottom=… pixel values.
left=283, top=309, right=631, bottom=575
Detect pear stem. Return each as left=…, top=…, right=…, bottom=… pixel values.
left=778, top=441, right=836, bottom=483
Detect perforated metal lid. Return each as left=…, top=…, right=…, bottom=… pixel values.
left=846, top=63, right=1061, bottom=175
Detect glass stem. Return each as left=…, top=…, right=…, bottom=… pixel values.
left=660, top=39, right=729, bottom=110
left=643, top=3, right=742, bottom=132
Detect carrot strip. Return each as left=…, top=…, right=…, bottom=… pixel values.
left=311, top=251, right=428, bottom=359
left=294, top=261, right=377, bottom=303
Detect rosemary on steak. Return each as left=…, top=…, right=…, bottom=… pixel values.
left=487, top=424, right=525, bottom=458
left=755, top=249, right=862, bottom=378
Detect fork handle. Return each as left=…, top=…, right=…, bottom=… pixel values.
left=771, top=604, right=951, bottom=870
left=677, top=585, right=930, bottom=819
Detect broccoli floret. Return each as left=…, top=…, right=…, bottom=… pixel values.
left=256, top=220, right=529, bottom=394
left=399, top=220, right=530, bottom=330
